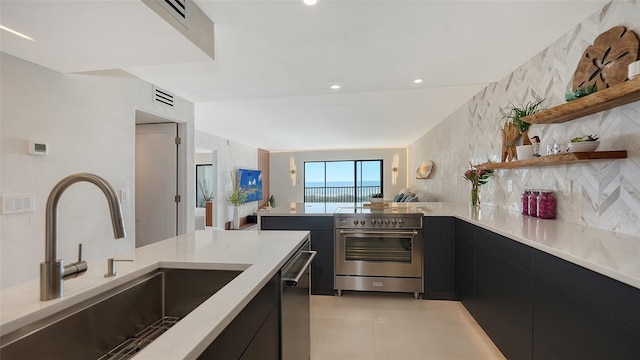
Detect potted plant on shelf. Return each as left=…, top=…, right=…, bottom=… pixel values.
left=500, top=99, right=545, bottom=161
left=228, top=171, right=248, bottom=229
left=568, top=134, right=600, bottom=152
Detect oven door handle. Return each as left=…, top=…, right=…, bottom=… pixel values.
left=339, top=230, right=419, bottom=236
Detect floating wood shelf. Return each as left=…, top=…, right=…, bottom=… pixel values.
left=522, top=78, right=640, bottom=124
left=475, top=151, right=627, bottom=170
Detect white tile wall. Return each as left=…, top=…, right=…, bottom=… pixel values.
left=409, top=1, right=640, bottom=236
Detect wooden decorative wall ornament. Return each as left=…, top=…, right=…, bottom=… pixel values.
left=501, top=122, right=519, bottom=162
left=573, top=26, right=639, bottom=90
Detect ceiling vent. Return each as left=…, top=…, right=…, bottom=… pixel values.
left=153, top=86, right=175, bottom=107
left=158, top=0, right=187, bottom=25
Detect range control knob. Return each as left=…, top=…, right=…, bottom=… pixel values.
left=360, top=219, right=365, bottom=225
left=377, top=219, right=383, bottom=226
left=391, top=219, right=398, bottom=225
left=353, top=219, right=359, bottom=225
left=398, top=219, right=405, bottom=226
left=384, top=219, right=390, bottom=225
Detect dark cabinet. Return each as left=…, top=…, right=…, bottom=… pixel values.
left=533, top=250, right=640, bottom=360
left=198, top=275, right=280, bottom=359
left=423, top=217, right=457, bottom=300
left=455, top=219, right=640, bottom=360
left=260, top=216, right=335, bottom=295
left=455, top=219, right=476, bottom=313
left=472, top=229, right=533, bottom=360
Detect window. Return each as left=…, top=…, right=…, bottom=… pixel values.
left=304, top=160, right=382, bottom=203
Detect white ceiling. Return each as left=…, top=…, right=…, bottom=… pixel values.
left=1, top=0, right=608, bottom=151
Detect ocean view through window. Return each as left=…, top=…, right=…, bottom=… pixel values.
left=304, top=160, right=383, bottom=204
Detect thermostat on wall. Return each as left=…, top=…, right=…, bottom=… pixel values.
left=28, top=141, right=48, bottom=156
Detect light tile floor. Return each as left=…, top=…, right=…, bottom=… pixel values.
left=311, top=292, right=506, bottom=360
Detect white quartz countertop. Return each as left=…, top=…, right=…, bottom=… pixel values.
left=0, top=229, right=310, bottom=359
left=260, top=202, right=640, bottom=289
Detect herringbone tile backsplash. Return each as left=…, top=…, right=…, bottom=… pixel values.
left=409, top=1, right=640, bottom=236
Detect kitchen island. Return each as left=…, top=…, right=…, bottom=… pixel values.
left=0, top=229, right=310, bottom=359
left=261, top=201, right=640, bottom=360
left=260, top=201, right=640, bottom=289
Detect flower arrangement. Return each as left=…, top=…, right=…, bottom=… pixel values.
left=228, top=189, right=247, bottom=206
left=463, top=161, right=494, bottom=206
left=228, top=170, right=248, bottom=206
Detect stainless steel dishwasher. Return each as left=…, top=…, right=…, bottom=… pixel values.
left=281, top=239, right=316, bottom=360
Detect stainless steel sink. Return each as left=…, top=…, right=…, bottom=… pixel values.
left=0, top=268, right=242, bottom=359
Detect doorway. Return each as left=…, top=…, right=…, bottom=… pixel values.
left=195, top=149, right=217, bottom=228
left=135, top=120, right=179, bottom=247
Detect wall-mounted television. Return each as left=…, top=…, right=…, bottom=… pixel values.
left=238, top=168, right=263, bottom=203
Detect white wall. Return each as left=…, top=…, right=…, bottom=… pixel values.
left=0, top=53, right=194, bottom=289
left=194, top=130, right=258, bottom=227
left=270, top=148, right=408, bottom=205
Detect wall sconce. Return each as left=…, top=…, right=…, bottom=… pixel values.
left=392, top=154, right=399, bottom=185
left=289, top=157, right=297, bottom=186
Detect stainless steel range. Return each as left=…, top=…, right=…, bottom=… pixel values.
left=334, top=207, right=423, bottom=299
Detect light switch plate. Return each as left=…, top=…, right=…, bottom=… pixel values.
left=563, top=180, right=572, bottom=196
left=507, top=179, right=514, bottom=192
left=2, top=194, right=35, bottom=214
left=119, top=189, right=129, bottom=204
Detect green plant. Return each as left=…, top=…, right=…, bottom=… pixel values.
left=501, top=98, right=546, bottom=132
left=227, top=189, right=247, bottom=206
left=571, top=134, right=599, bottom=142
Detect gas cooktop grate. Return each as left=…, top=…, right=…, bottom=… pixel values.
left=98, top=316, right=180, bottom=360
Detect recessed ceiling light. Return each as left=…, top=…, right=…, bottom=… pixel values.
left=303, top=0, right=318, bottom=6
left=413, top=78, right=423, bottom=84
left=0, top=24, right=36, bottom=42
left=330, top=84, right=341, bottom=90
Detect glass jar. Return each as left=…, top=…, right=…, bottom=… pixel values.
left=521, top=190, right=531, bottom=215
left=537, top=191, right=556, bottom=219
left=528, top=190, right=539, bottom=217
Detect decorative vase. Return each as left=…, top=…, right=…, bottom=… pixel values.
left=205, top=200, right=213, bottom=227
left=233, top=206, right=240, bottom=230
left=470, top=184, right=481, bottom=207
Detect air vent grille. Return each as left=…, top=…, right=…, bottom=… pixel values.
left=159, top=0, right=187, bottom=24
left=153, top=86, right=174, bottom=107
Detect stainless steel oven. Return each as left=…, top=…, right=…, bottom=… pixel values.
left=334, top=208, right=423, bottom=298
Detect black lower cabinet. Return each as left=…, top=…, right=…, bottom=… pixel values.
left=532, top=335, right=562, bottom=360
left=533, top=278, right=639, bottom=359
left=198, top=275, right=280, bottom=359
left=308, top=230, right=334, bottom=295
left=456, top=219, right=640, bottom=360
left=455, top=220, right=476, bottom=314
left=423, top=217, right=456, bottom=300
left=533, top=249, right=640, bottom=360
left=474, top=287, right=532, bottom=360
left=239, top=305, right=280, bottom=360
left=260, top=216, right=335, bottom=295
left=474, top=241, right=533, bottom=360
